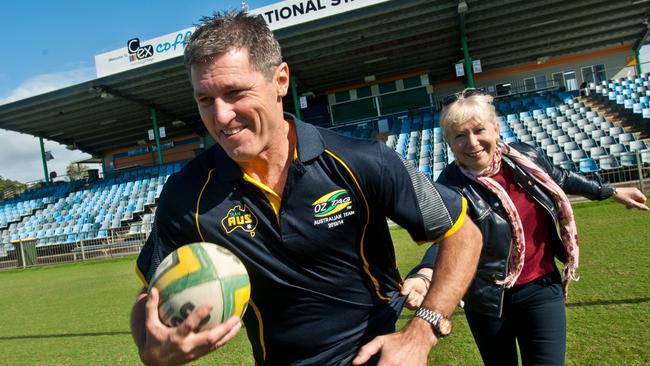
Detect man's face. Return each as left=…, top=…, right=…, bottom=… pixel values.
left=191, top=48, right=289, bottom=165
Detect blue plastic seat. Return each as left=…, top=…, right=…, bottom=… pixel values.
left=579, top=158, right=600, bottom=173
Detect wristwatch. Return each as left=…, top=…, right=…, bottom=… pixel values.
left=414, top=307, right=453, bottom=338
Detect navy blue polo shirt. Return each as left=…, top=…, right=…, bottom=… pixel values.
left=136, top=115, right=467, bottom=365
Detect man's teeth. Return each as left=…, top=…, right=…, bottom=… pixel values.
left=223, top=127, right=243, bottom=136
left=467, top=151, right=482, bottom=157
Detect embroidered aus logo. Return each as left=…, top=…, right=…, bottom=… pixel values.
left=221, top=204, right=258, bottom=237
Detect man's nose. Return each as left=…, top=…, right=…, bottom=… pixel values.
left=214, top=98, right=235, bottom=125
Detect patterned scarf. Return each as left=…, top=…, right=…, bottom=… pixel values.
left=458, top=142, right=579, bottom=301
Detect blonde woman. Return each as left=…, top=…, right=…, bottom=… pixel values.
left=403, top=89, right=648, bottom=365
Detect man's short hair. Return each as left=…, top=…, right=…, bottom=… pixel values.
left=184, top=10, right=283, bottom=79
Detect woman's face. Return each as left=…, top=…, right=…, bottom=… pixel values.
left=446, top=117, right=500, bottom=172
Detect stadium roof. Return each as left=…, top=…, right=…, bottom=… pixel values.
left=1, top=0, right=649, bottom=157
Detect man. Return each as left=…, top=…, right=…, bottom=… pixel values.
left=131, top=11, right=482, bottom=366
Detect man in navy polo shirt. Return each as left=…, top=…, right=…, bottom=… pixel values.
left=130, top=11, right=482, bottom=366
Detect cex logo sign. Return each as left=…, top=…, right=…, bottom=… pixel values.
left=127, top=38, right=154, bottom=62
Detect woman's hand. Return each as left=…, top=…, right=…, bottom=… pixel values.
left=401, top=268, right=433, bottom=310
left=612, top=187, right=649, bottom=211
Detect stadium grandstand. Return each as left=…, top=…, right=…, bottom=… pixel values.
left=1, top=0, right=649, bottom=268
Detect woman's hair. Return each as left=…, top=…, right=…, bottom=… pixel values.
left=440, top=91, right=498, bottom=137
left=184, top=10, right=283, bottom=80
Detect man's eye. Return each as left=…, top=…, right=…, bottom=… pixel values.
left=198, top=97, right=213, bottom=105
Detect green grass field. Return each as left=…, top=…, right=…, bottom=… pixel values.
left=0, top=198, right=648, bottom=365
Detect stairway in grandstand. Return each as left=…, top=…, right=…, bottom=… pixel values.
left=381, top=83, right=650, bottom=184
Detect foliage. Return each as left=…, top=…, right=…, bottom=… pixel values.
left=0, top=176, right=27, bottom=200
left=66, top=163, right=89, bottom=181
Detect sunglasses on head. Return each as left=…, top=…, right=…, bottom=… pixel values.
left=441, top=88, right=486, bottom=106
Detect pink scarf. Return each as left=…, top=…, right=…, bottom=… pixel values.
left=458, top=142, right=579, bottom=301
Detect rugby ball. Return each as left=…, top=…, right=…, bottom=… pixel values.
left=149, top=242, right=250, bottom=331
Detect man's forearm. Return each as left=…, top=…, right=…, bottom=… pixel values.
left=421, top=219, right=482, bottom=315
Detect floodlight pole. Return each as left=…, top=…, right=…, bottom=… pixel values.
left=290, top=77, right=302, bottom=120
left=150, top=108, right=164, bottom=165
left=39, top=137, right=50, bottom=185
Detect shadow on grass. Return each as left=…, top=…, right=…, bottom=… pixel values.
left=397, top=297, right=650, bottom=320
left=0, top=331, right=129, bottom=340
left=566, top=297, right=650, bottom=307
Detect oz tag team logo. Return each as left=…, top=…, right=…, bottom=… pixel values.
left=312, top=189, right=355, bottom=228
left=221, top=204, right=258, bottom=237
left=127, top=38, right=154, bottom=62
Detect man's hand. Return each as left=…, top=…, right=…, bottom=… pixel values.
left=612, top=187, right=649, bottom=211
left=132, top=287, right=242, bottom=366
left=353, top=217, right=482, bottom=365
left=352, top=318, right=436, bottom=366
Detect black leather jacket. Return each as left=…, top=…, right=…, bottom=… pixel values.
left=418, top=142, right=614, bottom=317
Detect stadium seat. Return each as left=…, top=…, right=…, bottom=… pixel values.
left=590, top=129, right=606, bottom=140
left=552, top=152, right=570, bottom=165
left=628, top=140, right=648, bottom=152
left=581, top=138, right=597, bottom=150
left=573, top=132, right=588, bottom=143
left=571, top=149, right=588, bottom=162
left=617, top=133, right=636, bottom=146
left=562, top=141, right=580, bottom=153
left=590, top=147, right=608, bottom=159
left=599, top=156, right=621, bottom=170
left=579, top=158, right=600, bottom=173
left=608, top=143, right=628, bottom=156
left=619, top=153, right=638, bottom=167
left=556, top=135, right=572, bottom=147
left=546, top=144, right=561, bottom=155
left=599, top=136, right=616, bottom=149
left=609, top=126, right=624, bottom=137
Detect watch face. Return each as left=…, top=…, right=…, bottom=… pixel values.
left=438, top=317, right=453, bottom=336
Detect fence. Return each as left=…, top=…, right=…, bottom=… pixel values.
left=571, top=149, right=650, bottom=192
left=0, top=224, right=150, bottom=270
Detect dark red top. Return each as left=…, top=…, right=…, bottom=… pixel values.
left=492, top=164, right=556, bottom=285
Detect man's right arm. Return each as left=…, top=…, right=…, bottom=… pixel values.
left=130, top=287, right=242, bottom=366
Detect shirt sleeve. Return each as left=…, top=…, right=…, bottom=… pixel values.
left=135, top=175, right=189, bottom=287
left=378, top=144, right=467, bottom=243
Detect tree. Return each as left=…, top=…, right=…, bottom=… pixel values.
left=66, top=163, right=89, bottom=181
left=0, top=176, right=27, bottom=200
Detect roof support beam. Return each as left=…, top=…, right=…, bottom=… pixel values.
left=39, top=137, right=50, bottom=185
left=458, top=1, right=474, bottom=88
left=150, top=108, right=164, bottom=165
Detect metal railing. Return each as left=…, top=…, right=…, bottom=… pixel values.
left=0, top=224, right=150, bottom=270
left=559, top=149, right=650, bottom=194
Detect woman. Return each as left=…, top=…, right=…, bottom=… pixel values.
left=403, top=89, right=648, bottom=365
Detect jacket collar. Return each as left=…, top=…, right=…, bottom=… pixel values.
left=210, top=113, right=324, bottom=182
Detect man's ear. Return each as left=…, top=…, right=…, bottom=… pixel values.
left=275, top=62, right=289, bottom=97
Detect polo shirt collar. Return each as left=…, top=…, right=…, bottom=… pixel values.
left=286, top=113, right=325, bottom=162
left=211, top=113, right=325, bottom=182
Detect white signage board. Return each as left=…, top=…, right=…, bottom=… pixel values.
left=455, top=63, right=465, bottom=77
left=472, top=59, right=482, bottom=74
left=95, top=0, right=390, bottom=78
